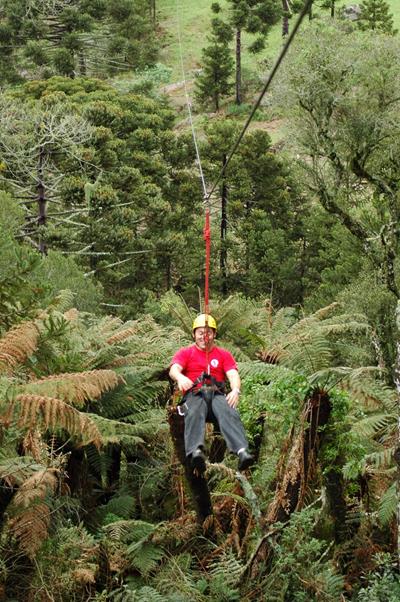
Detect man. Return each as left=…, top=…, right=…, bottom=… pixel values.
left=169, top=313, right=254, bottom=473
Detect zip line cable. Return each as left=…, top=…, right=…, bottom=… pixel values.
left=175, top=0, right=208, bottom=201
left=205, top=0, right=313, bottom=201
left=175, top=0, right=312, bottom=356
left=175, top=0, right=213, bottom=371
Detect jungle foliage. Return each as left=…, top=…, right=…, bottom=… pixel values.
left=0, top=1, right=400, bottom=600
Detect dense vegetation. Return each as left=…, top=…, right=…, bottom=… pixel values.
left=1, top=0, right=400, bottom=600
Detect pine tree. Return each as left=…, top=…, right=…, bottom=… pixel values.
left=357, top=0, right=397, bottom=34
left=195, top=17, right=234, bottom=111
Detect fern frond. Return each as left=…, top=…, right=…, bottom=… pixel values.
left=312, top=303, right=340, bottom=320
left=64, top=308, right=79, bottom=322
left=238, top=361, right=292, bottom=382
left=136, top=586, right=165, bottom=601
left=15, top=394, right=102, bottom=447
left=209, top=550, right=244, bottom=586
left=0, top=456, right=45, bottom=487
left=0, top=321, right=39, bottom=374
left=378, top=482, right=397, bottom=525
left=353, top=413, right=396, bottom=439
left=47, top=289, right=75, bottom=313
left=106, top=327, right=138, bottom=346
left=128, top=542, right=166, bottom=576
left=22, top=370, right=122, bottom=407
left=364, top=447, right=394, bottom=470
left=103, top=519, right=136, bottom=541
left=97, top=315, right=124, bottom=335
left=6, top=468, right=59, bottom=558
left=85, top=413, right=144, bottom=446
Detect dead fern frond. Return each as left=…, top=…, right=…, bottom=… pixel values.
left=106, top=327, right=138, bottom=345
left=64, top=308, right=79, bottom=321
left=15, top=394, right=102, bottom=447
left=22, top=370, right=122, bottom=407
left=0, top=321, right=39, bottom=374
left=6, top=468, right=59, bottom=558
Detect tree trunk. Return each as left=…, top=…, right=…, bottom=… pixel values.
left=37, top=146, right=47, bottom=255
left=214, top=91, right=219, bottom=112
left=247, top=389, right=331, bottom=579
left=267, top=389, right=331, bottom=524
left=167, top=407, right=213, bottom=522
left=330, top=0, right=335, bottom=18
left=235, top=29, right=242, bottom=105
left=282, top=0, right=290, bottom=37
left=78, top=49, right=86, bottom=75
left=220, top=154, right=228, bottom=296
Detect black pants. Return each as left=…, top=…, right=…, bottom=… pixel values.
left=182, top=391, right=249, bottom=457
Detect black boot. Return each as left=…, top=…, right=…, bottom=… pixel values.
left=191, top=448, right=206, bottom=473
left=237, top=449, right=254, bottom=471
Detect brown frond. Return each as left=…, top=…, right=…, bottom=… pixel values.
left=7, top=469, right=59, bottom=558
left=257, top=347, right=284, bottom=364
left=21, top=429, right=45, bottom=462
left=106, top=327, right=137, bottom=345
left=15, top=394, right=102, bottom=447
left=0, top=321, right=39, bottom=374
left=64, top=308, right=79, bottom=321
left=106, top=354, right=136, bottom=368
left=72, top=568, right=96, bottom=585
left=23, top=370, right=122, bottom=407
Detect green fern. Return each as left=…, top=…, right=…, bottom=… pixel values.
left=0, top=456, right=45, bottom=487
left=209, top=550, right=244, bottom=586
left=128, top=541, right=166, bottom=576
left=379, top=482, right=397, bottom=525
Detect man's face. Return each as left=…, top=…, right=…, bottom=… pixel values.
left=193, top=327, right=215, bottom=350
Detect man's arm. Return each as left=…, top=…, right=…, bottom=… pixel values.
left=169, top=363, right=194, bottom=393
left=225, top=368, right=241, bottom=408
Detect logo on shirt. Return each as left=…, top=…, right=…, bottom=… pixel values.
left=211, top=359, right=219, bottom=368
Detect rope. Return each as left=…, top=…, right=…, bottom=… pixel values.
left=205, top=0, right=313, bottom=200
left=175, top=0, right=208, bottom=199
left=175, top=0, right=212, bottom=374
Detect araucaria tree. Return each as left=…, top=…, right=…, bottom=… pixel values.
left=0, top=0, right=159, bottom=82
left=357, top=0, right=397, bottom=34
left=195, top=13, right=234, bottom=111
left=215, top=0, right=281, bottom=104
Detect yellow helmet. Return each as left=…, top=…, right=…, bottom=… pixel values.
left=192, top=313, right=217, bottom=331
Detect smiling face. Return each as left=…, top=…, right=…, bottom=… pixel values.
left=193, top=326, right=216, bottom=351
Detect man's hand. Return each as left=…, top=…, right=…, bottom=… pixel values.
left=177, top=374, right=194, bottom=393
left=226, top=388, right=240, bottom=408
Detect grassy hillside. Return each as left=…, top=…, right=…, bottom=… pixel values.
left=159, top=0, right=400, bottom=83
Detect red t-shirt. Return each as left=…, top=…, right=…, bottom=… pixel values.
left=171, top=344, right=237, bottom=384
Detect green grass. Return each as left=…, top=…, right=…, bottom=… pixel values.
left=158, top=0, right=283, bottom=81
left=158, top=0, right=400, bottom=83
